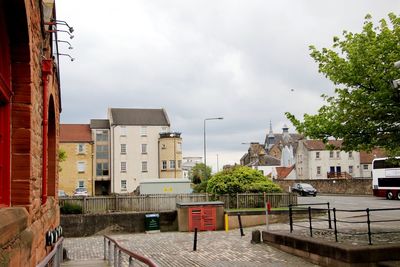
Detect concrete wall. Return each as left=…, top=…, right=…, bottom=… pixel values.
left=61, top=211, right=178, bottom=237
left=275, top=179, right=372, bottom=195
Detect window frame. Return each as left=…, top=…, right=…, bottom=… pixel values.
left=141, top=143, right=147, bottom=154
left=121, top=161, right=127, bottom=173
left=77, top=143, right=85, bottom=154
left=142, top=161, right=148, bottom=172
left=120, top=144, right=126, bottom=155
left=140, top=126, right=147, bottom=136
left=162, top=160, right=167, bottom=170
left=121, top=180, right=127, bottom=191
left=169, top=160, right=175, bottom=169
left=77, top=161, right=86, bottom=173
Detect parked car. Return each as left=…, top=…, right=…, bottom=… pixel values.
left=73, top=187, right=88, bottom=197
left=291, top=183, right=317, bottom=196
left=58, top=190, right=68, bottom=197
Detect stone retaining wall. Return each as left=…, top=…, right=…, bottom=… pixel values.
left=61, top=211, right=178, bottom=237
left=275, top=179, right=372, bottom=195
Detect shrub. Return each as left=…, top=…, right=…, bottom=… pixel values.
left=60, top=202, right=83, bottom=214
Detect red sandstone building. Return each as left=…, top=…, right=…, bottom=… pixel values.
left=0, top=0, right=62, bottom=266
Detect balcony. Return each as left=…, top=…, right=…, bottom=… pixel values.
left=327, top=172, right=352, bottom=179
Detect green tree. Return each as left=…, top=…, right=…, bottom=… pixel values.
left=58, top=148, right=67, bottom=172
left=206, top=166, right=282, bottom=195
left=190, top=163, right=211, bottom=184
left=286, top=13, right=400, bottom=155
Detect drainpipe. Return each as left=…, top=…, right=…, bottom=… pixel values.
left=41, top=59, right=52, bottom=204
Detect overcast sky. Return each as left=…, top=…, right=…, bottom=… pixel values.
left=56, top=0, right=399, bottom=172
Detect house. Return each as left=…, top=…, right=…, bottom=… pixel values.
left=360, top=149, right=387, bottom=178
left=272, top=165, right=296, bottom=180
left=59, top=124, right=94, bottom=196
left=109, top=108, right=171, bottom=193
left=182, top=156, right=202, bottom=179
left=264, top=123, right=303, bottom=166
left=159, top=132, right=183, bottom=178
left=240, top=142, right=280, bottom=176
left=90, top=119, right=111, bottom=195
left=0, top=0, right=62, bottom=265
left=296, top=140, right=361, bottom=179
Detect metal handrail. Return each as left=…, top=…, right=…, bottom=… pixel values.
left=36, top=237, right=64, bottom=267
left=104, top=235, right=159, bottom=267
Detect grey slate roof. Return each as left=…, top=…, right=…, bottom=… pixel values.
left=90, top=119, right=110, bottom=129
left=109, top=108, right=170, bottom=126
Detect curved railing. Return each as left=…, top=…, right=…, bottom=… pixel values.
left=104, top=235, right=159, bottom=267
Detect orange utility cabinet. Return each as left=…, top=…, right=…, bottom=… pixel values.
left=176, top=201, right=224, bottom=232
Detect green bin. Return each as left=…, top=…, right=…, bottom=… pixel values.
left=145, top=213, right=160, bottom=232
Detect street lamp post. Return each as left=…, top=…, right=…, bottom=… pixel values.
left=203, top=117, right=223, bottom=169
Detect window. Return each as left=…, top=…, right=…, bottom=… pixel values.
left=96, top=162, right=109, bottom=176
left=317, top=166, right=321, bottom=175
left=170, top=160, right=175, bottom=169
left=141, top=144, right=147, bottom=154
left=178, top=160, right=182, bottom=168
left=329, top=151, right=334, bottom=158
left=142, top=161, right=148, bottom=172
left=121, top=162, right=127, bottom=173
left=162, top=160, right=167, bottom=170
left=77, top=143, right=85, bottom=154
left=121, top=180, right=127, bottom=191
left=336, top=151, right=340, bottom=158
left=77, top=161, right=85, bottom=173
left=316, top=152, right=320, bottom=159
left=140, top=126, right=147, bottom=136
left=161, top=127, right=168, bottom=133
left=363, top=164, right=368, bottom=170
left=96, top=130, right=108, bottom=141
left=121, top=144, right=126, bottom=155
left=349, top=165, right=353, bottom=174
left=120, top=126, right=127, bottom=136
left=78, top=180, right=85, bottom=188
left=177, top=142, right=182, bottom=152
left=348, top=151, right=353, bottom=159
left=96, top=145, right=108, bottom=159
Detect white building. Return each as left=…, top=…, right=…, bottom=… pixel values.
left=296, top=140, right=361, bottom=179
left=109, top=108, right=170, bottom=193
left=182, top=156, right=202, bottom=179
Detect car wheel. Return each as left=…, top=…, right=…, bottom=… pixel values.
left=387, top=191, right=394, bottom=200
left=313, top=194, right=317, bottom=197
left=397, top=192, right=400, bottom=200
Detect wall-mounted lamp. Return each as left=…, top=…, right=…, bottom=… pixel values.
left=45, top=19, right=74, bottom=33
left=58, top=53, right=75, bottom=61
left=47, top=29, right=74, bottom=39
left=58, top=40, right=73, bottom=49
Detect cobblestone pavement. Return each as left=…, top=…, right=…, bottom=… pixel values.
left=63, top=226, right=318, bottom=267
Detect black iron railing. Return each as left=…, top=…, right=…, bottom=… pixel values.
left=288, top=203, right=400, bottom=245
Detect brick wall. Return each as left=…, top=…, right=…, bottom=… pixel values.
left=275, top=179, right=373, bottom=195
left=0, top=1, right=61, bottom=266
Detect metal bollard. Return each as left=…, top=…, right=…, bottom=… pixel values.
left=108, top=240, right=112, bottom=265
left=289, top=204, right=293, bottom=233
left=104, top=237, right=107, bottom=260
left=114, top=245, right=117, bottom=266
left=193, top=228, right=198, bottom=251
left=366, top=208, right=372, bottom=245
left=308, top=206, right=313, bottom=237
left=238, top=213, right=245, bottom=236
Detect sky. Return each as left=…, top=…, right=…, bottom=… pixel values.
left=55, top=0, right=399, bottom=172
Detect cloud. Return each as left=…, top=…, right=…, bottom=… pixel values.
left=56, top=0, right=398, bottom=171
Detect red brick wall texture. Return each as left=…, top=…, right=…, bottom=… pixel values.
left=0, top=1, right=61, bottom=266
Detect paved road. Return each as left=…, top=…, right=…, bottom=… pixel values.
left=63, top=227, right=317, bottom=267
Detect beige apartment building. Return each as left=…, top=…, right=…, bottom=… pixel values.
left=59, top=124, right=94, bottom=195
left=159, top=132, right=183, bottom=178
left=109, top=108, right=171, bottom=193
